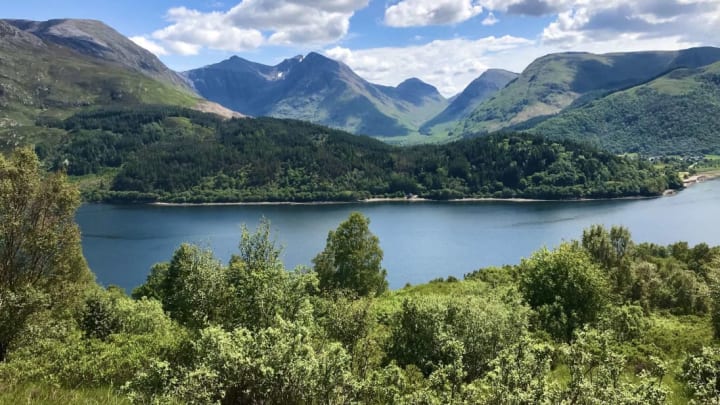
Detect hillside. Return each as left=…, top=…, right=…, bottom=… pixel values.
left=34, top=106, right=678, bottom=203
left=0, top=19, right=236, bottom=152
left=457, top=47, right=720, bottom=135
left=527, top=61, right=720, bottom=155
left=185, top=52, right=448, bottom=137
left=420, top=69, right=518, bottom=136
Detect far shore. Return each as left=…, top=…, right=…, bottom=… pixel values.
left=683, top=171, right=720, bottom=187
left=148, top=194, right=664, bottom=207
left=144, top=173, right=720, bottom=207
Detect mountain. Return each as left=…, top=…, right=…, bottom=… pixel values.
left=5, top=19, right=188, bottom=87
left=527, top=61, right=720, bottom=155
left=421, top=69, right=518, bottom=135
left=0, top=19, right=238, bottom=151
left=457, top=47, right=720, bottom=135
left=185, top=52, right=448, bottom=137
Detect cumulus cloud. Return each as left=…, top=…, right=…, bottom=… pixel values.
left=326, top=35, right=533, bottom=96
left=385, top=0, right=484, bottom=26
left=138, top=0, right=369, bottom=55
left=130, top=36, right=168, bottom=56
left=539, top=0, right=720, bottom=46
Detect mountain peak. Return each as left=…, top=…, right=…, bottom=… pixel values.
left=301, top=52, right=338, bottom=67
left=6, top=18, right=187, bottom=88
left=395, top=78, right=443, bottom=104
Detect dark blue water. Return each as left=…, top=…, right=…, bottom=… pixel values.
left=77, top=181, right=720, bottom=291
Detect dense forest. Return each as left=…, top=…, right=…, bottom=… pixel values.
left=1, top=148, right=720, bottom=404
left=34, top=107, right=680, bottom=203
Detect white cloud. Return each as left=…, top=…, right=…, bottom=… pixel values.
left=482, top=12, right=499, bottom=25
left=478, top=0, right=576, bottom=16
left=129, top=36, right=168, bottom=56
left=326, top=35, right=534, bottom=96
left=538, top=0, right=720, bottom=46
left=141, top=0, right=369, bottom=55
left=385, top=0, right=484, bottom=27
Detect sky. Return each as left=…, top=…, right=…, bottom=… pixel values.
left=4, top=0, right=720, bottom=97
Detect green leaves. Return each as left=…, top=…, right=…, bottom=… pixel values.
left=0, top=147, right=92, bottom=360
left=681, top=346, right=720, bottom=403
left=519, top=243, right=610, bottom=341
left=314, top=212, right=388, bottom=297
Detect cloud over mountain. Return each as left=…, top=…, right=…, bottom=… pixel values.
left=131, top=0, right=369, bottom=55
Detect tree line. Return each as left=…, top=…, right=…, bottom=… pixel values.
left=35, top=106, right=681, bottom=203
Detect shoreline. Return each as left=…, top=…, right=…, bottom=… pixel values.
left=148, top=194, right=664, bottom=207
left=683, top=171, right=720, bottom=187
left=142, top=174, right=720, bottom=207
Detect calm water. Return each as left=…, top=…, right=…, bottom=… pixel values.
left=77, top=181, right=720, bottom=291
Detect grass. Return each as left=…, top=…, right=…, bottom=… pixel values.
left=376, top=130, right=462, bottom=146
left=0, top=383, right=129, bottom=405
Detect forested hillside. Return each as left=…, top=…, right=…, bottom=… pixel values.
left=528, top=61, right=720, bottom=155
left=36, top=107, right=679, bottom=203
left=457, top=47, right=720, bottom=136
left=1, top=151, right=719, bottom=404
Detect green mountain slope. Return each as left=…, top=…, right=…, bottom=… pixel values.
left=421, top=69, right=518, bottom=136
left=528, top=61, right=720, bottom=155
left=0, top=19, right=236, bottom=151
left=457, top=47, right=720, bottom=135
left=185, top=53, right=448, bottom=137
left=36, top=106, right=677, bottom=203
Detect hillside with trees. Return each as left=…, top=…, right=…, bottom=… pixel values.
left=1, top=150, right=719, bottom=403
left=456, top=47, right=720, bottom=136
left=36, top=107, right=679, bottom=203
left=528, top=61, right=720, bottom=155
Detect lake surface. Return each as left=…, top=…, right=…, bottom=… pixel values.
left=78, top=181, right=720, bottom=291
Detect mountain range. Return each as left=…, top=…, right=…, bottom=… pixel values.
left=2, top=18, right=720, bottom=155
left=183, top=44, right=720, bottom=154
left=184, top=53, right=448, bottom=137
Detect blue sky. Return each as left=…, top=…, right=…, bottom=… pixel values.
left=4, top=1, right=719, bottom=96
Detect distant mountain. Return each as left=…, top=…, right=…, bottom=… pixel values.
left=0, top=19, right=238, bottom=151
left=6, top=19, right=188, bottom=88
left=528, top=61, right=720, bottom=155
left=457, top=47, right=720, bottom=135
left=185, top=52, right=448, bottom=137
left=421, top=69, right=518, bottom=135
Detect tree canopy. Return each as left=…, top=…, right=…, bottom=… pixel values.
left=0, top=148, right=92, bottom=360
left=313, top=212, right=388, bottom=297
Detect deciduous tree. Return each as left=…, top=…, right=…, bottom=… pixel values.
left=313, top=212, right=387, bottom=297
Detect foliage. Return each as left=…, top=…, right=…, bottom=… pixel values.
left=0, top=148, right=92, bottom=360
left=681, top=346, right=720, bottom=403
left=386, top=292, right=529, bottom=380
left=477, top=335, right=557, bottom=404
left=519, top=243, right=610, bottom=341
left=561, top=328, right=667, bottom=404
left=34, top=107, right=676, bottom=203
left=530, top=62, right=720, bottom=155
left=314, top=212, right=388, bottom=297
